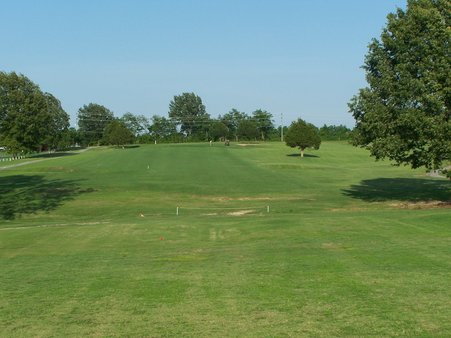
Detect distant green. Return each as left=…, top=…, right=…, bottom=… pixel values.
left=1, top=142, right=450, bottom=337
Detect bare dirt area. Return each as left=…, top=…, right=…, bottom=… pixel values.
left=227, top=209, right=255, bottom=216
left=390, top=200, right=451, bottom=209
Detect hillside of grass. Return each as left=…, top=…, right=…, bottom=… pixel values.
left=0, top=142, right=450, bottom=336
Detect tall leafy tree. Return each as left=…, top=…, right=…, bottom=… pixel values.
left=237, top=118, right=259, bottom=141
left=77, top=103, right=114, bottom=146
left=349, top=0, right=450, bottom=169
left=43, top=93, right=70, bottom=150
left=149, top=115, right=178, bottom=141
left=285, top=119, right=321, bottom=157
left=221, top=108, right=247, bottom=141
left=103, top=120, right=134, bottom=147
left=120, top=112, right=149, bottom=137
left=168, top=92, right=209, bottom=137
left=0, top=71, right=69, bottom=153
left=252, top=109, right=274, bottom=140
left=209, top=121, right=228, bottom=141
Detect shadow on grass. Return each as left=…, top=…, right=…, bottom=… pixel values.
left=0, top=175, right=95, bottom=220
left=342, top=178, right=451, bottom=202
left=111, top=145, right=140, bottom=149
left=31, top=152, right=79, bottom=159
left=287, top=153, right=320, bottom=158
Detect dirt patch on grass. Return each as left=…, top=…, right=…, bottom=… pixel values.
left=322, top=242, right=345, bottom=251
left=390, top=201, right=451, bottom=209
left=227, top=209, right=255, bottom=216
left=237, top=143, right=261, bottom=146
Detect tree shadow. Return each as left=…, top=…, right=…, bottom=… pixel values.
left=342, top=178, right=451, bottom=202
left=110, top=145, right=140, bottom=149
left=32, top=152, right=79, bottom=159
left=286, top=153, right=320, bottom=158
left=0, top=175, right=95, bottom=220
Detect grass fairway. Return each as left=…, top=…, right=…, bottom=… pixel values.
left=0, top=142, right=450, bottom=337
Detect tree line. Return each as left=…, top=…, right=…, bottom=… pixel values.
left=0, top=77, right=351, bottom=153
left=77, top=93, right=284, bottom=146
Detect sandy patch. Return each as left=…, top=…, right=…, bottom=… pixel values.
left=227, top=209, right=255, bottom=216
left=390, top=201, right=451, bottom=209
left=322, top=242, right=345, bottom=251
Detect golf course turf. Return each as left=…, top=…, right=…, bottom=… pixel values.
left=1, top=142, right=450, bottom=336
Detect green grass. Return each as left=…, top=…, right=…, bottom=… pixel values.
left=0, top=142, right=450, bottom=337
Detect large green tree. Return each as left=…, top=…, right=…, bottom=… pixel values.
left=77, top=103, right=114, bottom=146
left=120, top=112, right=149, bottom=137
left=285, top=119, right=321, bottom=157
left=103, top=120, right=134, bottom=147
left=237, top=118, right=259, bottom=141
left=349, top=0, right=450, bottom=169
left=42, top=93, right=70, bottom=150
left=209, top=121, right=228, bottom=141
left=168, top=92, right=209, bottom=138
left=149, top=115, right=178, bottom=142
left=252, top=109, right=274, bottom=141
left=0, top=71, right=69, bottom=153
left=220, top=108, right=247, bottom=141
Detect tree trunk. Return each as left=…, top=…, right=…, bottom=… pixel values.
left=300, top=148, right=304, bottom=158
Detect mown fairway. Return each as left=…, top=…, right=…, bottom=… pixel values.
left=1, top=142, right=450, bottom=337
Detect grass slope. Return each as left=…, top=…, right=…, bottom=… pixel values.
left=0, top=142, right=450, bottom=337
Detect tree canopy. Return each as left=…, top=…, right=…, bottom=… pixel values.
left=319, top=124, right=352, bottom=141
left=285, top=119, right=321, bottom=157
left=77, top=103, right=114, bottom=146
left=120, top=112, right=149, bottom=137
left=0, top=71, right=69, bottom=153
left=168, top=92, right=209, bottom=138
left=220, top=108, right=247, bottom=141
left=252, top=109, right=274, bottom=141
left=149, top=115, right=178, bottom=142
left=103, top=120, right=134, bottom=147
left=349, top=0, right=450, bottom=169
left=43, top=93, right=71, bottom=150
left=237, top=118, right=259, bottom=141
left=209, top=121, right=228, bottom=141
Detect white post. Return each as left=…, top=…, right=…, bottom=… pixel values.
left=176, top=207, right=179, bottom=216
left=267, top=205, right=270, bottom=213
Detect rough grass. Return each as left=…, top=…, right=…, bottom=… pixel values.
left=0, top=142, right=450, bottom=337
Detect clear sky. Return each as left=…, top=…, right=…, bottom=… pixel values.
left=1, top=0, right=407, bottom=128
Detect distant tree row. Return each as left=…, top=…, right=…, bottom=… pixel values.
left=76, top=92, right=280, bottom=145
left=165, top=92, right=278, bottom=142
left=1, top=73, right=348, bottom=153
left=319, top=124, right=352, bottom=141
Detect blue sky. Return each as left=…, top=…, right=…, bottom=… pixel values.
left=1, top=0, right=406, bottom=127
